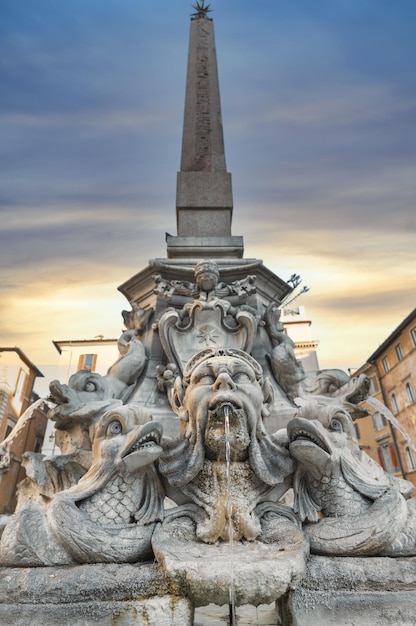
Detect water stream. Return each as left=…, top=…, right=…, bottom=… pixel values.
left=361, top=396, right=416, bottom=455
left=224, top=404, right=237, bottom=626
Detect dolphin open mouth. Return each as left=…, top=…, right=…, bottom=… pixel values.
left=288, top=419, right=331, bottom=455
left=48, top=381, right=69, bottom=405
left=345, top=376, right=370, bottom=404
left=123, top=427, right=162, bottom=457
left=290, top=428, right=330, bottom=454
left=123, top=430, right=160, bottom=456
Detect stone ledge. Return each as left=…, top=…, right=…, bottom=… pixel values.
left=284, top=590, right=416, bottom=626
left=0, top=563, right=174, bottom=604
left=166, top=235, right=244, bottom=258
left=0, top=597, right=193, bottom=626
left=299, top=555, right=416, bottom=591
left=0, top=563, right=191, bottom=625
left=281, top=555, right=416, bottom=626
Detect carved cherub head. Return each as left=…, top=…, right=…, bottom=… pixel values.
left=194, top=259, right=220, bottom=293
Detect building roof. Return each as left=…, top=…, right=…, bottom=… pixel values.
left=0, top=347, right=44, bottom=378
left=367, top=308, right=416, bottom=362
left=52, top=338, right=118, bottom=354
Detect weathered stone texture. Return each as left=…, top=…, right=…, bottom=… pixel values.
left=282, top=555, right=416, bottom=626
left=0, top=563, right=192, bottom=625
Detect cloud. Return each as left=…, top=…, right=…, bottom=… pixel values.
left=0, top=279, right=129, bottom=368
left=0, top=211, right=170, bottom=280
left=261, top=84, right=415, bottom=128
left=244, top=228, right=416, bottom=278
left=0, top=110, right=166, bottom=130
left=2, top=0, right=416, bottom=385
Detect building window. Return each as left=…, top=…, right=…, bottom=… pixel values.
left=391, top=393, right=399, bottom=413
left=405, top=446, right=416, bottom=471
left=411, top=327, right=416, bottom=348
left=395, top=343, right=404, bottom=361
left=77, top=354, right=97, bottom=372
left=371, top=412, right=387, bottom=431
left=382, top=356, right=390, bottom=373
left=5, top=416, right=17, bottom=438
left=369, top=376, right=379, bottom=394
left=353, top=422, right=360, bottom=439
left=34, top=438, right=43, bottom=454
left=377, top=444, right=399, bottom=474
left=406, top=382, right=416, bottom=404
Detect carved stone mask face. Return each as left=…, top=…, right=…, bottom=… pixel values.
left=183, top=355, right=265, bottom=459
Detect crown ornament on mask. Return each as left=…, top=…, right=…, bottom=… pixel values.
left=182, top=347, right=264, bottom=387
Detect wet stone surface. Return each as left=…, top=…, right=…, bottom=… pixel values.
left=194, top=602, right=280, bottom=626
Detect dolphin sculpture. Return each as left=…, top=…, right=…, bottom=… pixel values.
left=287, top=402, right=416, bottom=556
left=0, top=405, right=165, bottom=566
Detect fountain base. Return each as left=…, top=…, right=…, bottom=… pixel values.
left=1, top=556, right=416, bottom=625
left=152, top=511, right=309, bottom=608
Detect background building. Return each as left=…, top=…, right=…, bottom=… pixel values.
left=281, top=306, right=319, bottom=374
left=0, top=340, right=119, bottom=514
left=0, top=348, right=48, bottom=514
left=355, top=308, right=416, bottom=491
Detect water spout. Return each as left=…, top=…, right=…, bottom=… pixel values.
left=360, top=396, right=416, bottom=455
left=224, top=404, right=237, bottom=625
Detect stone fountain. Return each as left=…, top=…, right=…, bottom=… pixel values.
left=1, top=3, right=416, bottom=625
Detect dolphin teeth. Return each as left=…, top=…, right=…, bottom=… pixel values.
left=292, top=429, right=329, bottom=453
left=138, top=430, right=161, bottom=446
left=125, top=429, right=161, bottom=456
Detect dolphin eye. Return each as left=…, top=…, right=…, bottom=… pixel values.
left=327, top=383, right=338, bottom=393
left=84, top=381, right=97, bottom=392
left=329, top=418, right=343, bottom=432
left=107, top=420, right=122, bottom=437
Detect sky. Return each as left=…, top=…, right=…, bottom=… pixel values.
left=1, top=0, right=415, bottom=397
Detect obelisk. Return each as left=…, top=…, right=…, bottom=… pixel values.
left=166, top=2, right=244, bottom=258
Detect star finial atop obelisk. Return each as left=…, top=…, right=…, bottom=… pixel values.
left=191, top=1, right=212, bottom=20
left=166, top=4, right=244, bottom=258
